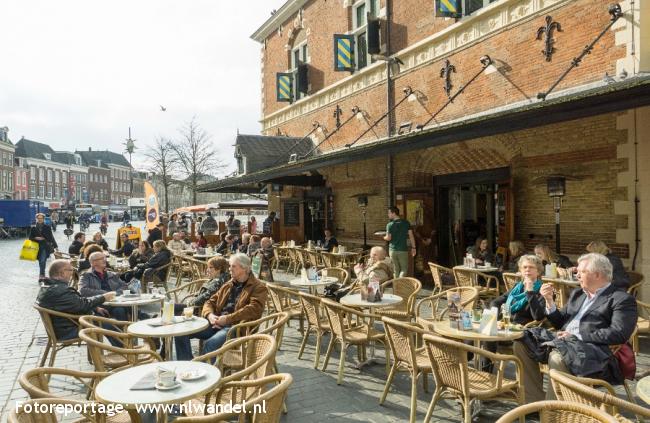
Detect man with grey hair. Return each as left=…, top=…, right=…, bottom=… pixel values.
left=354, top=246, right=393, bottom=284
left=175, top=253, right=268, bottom=360
left=36, top=259, right=115, bottom=341
left=514, top=252, right=637, bottom=402
left=79, top=252, right=130, bottom=324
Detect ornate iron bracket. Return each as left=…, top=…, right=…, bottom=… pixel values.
left=440, top=59, right=456, bottom=99
left=302, top=106, right=361, bottom=158
left=538, top=4, right=623, bottom=100
left=536, top=16, right=562, bottom=62
left=333, top=105, right=343, bottom=128
left=417, top=55, right=492, bottom=130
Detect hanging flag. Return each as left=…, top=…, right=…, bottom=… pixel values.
left=144, top=181, right=160, bottom=231
left=435, top=0, right=462, bottom=18
left=276, top=73, right=293, bottom=102
left=333, top=34, right=355, bottom=72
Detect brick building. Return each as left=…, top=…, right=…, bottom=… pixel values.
left=76, top=149, right=132, bottom=207
left=200, top=0, right=650, bottom=299
left=0, top=127, right=16, bottom=200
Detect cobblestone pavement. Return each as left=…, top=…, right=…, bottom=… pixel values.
left=1, top=224, right=648, bottom=422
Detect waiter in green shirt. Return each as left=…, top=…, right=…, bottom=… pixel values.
left=383, top=206, right=416, bottom=277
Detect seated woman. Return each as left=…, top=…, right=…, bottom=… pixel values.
left=534, top=243, right=573, bottom=269
left=215, top=232, right=233, bottom=254
left=196, top=231, right=208, bottom=248
left=128, top=240, right=154, bottom=269
left=467, top=237, right=494, bottom=265
left=79, top=240, right=97, bottom=259
left=484, top=254, right=546, bottom=370
left=92, top=231, right=109, bottom=251
left=503, top=240, right=526, bottom=272
left=78, top=244, right=105, bottom=272
left=188, top=257, right=230, bottom=310
left=585, top=240, right=630, bottom=290
left=122, top=240, right=172, bottom=282
left=110, top=233, right=135, bottom=257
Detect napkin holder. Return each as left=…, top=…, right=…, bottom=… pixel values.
left=479, top=307, right=498, bottom=336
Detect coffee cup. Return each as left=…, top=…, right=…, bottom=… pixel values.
left=157, top=368, right=176, bottom=387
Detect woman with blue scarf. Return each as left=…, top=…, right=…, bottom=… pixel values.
left=483, top=254, right=546, bottom=371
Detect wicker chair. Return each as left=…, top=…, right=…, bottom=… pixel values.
left=166, top=278, right=209, bottom=303
left=320, top=298, right=389, bottom=385
left=8, top=398, right=139, bottom=423
left=320, top=251, right=338, bottom=268
left=422, top=333, right=524, bottom=423
left=298, top=292, right=331, bottom=368
left=375, top=277, right=422, bottom=322
left=79, top=327, right=162, bottom=372
left=380, top=317, right=432, bottom=423
left=549, top=369, right=650, bottom=421
left=306, top=249, right=324, bottom=269
left=142, top=262, right=173, bottom=291
left=626, top=271, right=644, bottom=298
left=502, top=272, right=520, bottom=292
left=428, top=262, right=455, bottom=296
left=18, top=367, right=139, bottom=422
left=318, top=267, right=350, bottom=286
left=33, top=304, right=84, bottom=368
left=273, top=246, right=291, bottom=271
left=285, top=247, right=300, bottom=274
left=185, top=334, right=277, bottom=418
left=495, top=400, right=618, bottom=423
left=633, top=300, right=650, bottom=353
left=415, top=286, right=479, bottom=331
left=266, top=282, right=304, bottom=333
left=540, top=277, right=578, bottom=309
left=173, top=255, right=194, bottom=286
left=174, top=373, right=293, bottom=423
left=453, top=266, right=500, bottom=300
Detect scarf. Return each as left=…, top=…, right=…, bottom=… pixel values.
left=505, top=279, right=542, bottom=314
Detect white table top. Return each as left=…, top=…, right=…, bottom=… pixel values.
left=330, top=251, right=359, bottom=256
left=290, top=276, right=338, bottom=288
left=340, top=293, right=402, bottom=308
left=456, top=265, right=499, bottom=272
left=430, top=320, right=523, bottom=342
left=95, top=361, right=220, bottom=407
left=128, top=316, right=209, bottom=338
left=636, top=375, right=650, bottom=405
left=104, top=293, right=165, bottom=307
left=193, top=253, right=221, bottom=259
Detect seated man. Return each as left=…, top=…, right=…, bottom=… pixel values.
left=167, top=232, right=185, bottom=252
left=110, top=233, right=135, bottom=257
left=68, top=232, right=85, bottom=255
left=322, top=228, right=339, bottom=252
left=79, top=252, right=130, bottom=322
left=514, top=252, right=637, bottom=402
left=36, top=259, right=115, bottom=341
left=354, top=246, right=394, bottom=284
left=175, top=253, right=268, bottom=360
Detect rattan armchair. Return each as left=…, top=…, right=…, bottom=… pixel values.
left=320, top=251, right=338, bottom=268
left=453, top=266, right=500, bottom=300
left=273, top=246, right=291, bottom=271
left=375, top=277, right=422, bottom=322
left=174, top=373, right=293, bottom=423
left=502, top=272, right=519, bottom=292
left=142, top=262, right=173, bottom=290
left=18, top=367, right=140, bottom=422
left=298, top=292, right=331, bottom=368
left=33, top=304, right=84, bottom=368
left=79, top=327, right=162, bottom=372
left=626, top=271, right=644, bottom=298
left=495, top=400, right=618, bottom=423
left=320, top=298, right=389, bottom=385
left=633, top=300, right=650, bottom=353
left=306, top=249, right=323, bottom=269
left=79, top=315, right=157, bottom=358
left=428, top=262, right=455, bottom=296
left=8, top=398, right=138, bottom=423
left=381, top=317, right=432, bottom=423
left=415, top=286, right=479, bottom=331
left=166, top=278, right=209, bottom=303
left=422, top=333, right=524, bottom=423
left=266, top=282, right=304, bottom=333
left=549, top=369, right=650, bottom=421
left=318, top=267, right=350, bottom=286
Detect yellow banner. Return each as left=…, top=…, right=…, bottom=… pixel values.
left=144, top=181, right=160, bottom=231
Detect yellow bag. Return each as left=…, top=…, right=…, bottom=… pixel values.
left=20, top=239, right=39, bottom=261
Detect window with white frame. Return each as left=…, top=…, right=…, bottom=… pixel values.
left=47, top=169, right=52, bottom=182
left=291, top=41, right=309, bottom=100
left=39, top=185, right=44, bottom=198
left=352, top=0, right=379, bottom=70
left=9, top=172, right=13, bottom=191
left=30, top=167, right=36, bottom=181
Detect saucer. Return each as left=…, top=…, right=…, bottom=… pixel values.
left=155, top=381, right=181, bottom=391
left=178, top=369, right=206, bottom=381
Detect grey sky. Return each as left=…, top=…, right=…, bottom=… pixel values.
left=0, top=0, right=287, bottom=173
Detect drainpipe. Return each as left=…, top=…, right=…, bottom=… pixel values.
left=385, top=0, right=395, bottom=207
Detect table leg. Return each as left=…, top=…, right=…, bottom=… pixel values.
left=164, top=337, right=173, bottom=361
left=355, top=312, right=380, bottom=369
left=131, top=305, right=138, bottom=322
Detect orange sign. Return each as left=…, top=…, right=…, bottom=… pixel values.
left=144, top=181, right=160, bottom=231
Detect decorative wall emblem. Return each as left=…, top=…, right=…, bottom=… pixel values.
left=440, top=59, right=456, bottom=99
left=536, top=16, right=562, bottom=61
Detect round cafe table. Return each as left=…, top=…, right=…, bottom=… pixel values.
left=637, top=375, right=650, bottom=405
left=128, top=317, right=209, bottom=361
left=95, top=360, right=220, bottom=423
left=103, top=293, right=165, bottom=322
left=340, top=293, right=402, bottom=368
left=290, top=276, right=339, bottom=295
left=193, top=252, right=221, bottom=260
left=456, top=265, right=499, bottom=272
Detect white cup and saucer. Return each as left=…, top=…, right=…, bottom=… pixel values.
left=156, top=368, right=181, bottom=390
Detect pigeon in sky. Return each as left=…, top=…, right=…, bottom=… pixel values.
left=160, top=105, right=167, bottom=111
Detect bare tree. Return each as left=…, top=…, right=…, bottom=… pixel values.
left=172, top=117, right=226, bottom=205
left=142, top=136, right=177, bottom=213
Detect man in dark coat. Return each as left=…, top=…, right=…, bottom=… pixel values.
left=146, top=223, right=164, bottom=246
left=36, top=259, right=115, bottom=340
left=514, top=252, right=637, bottom=402
left=68, top=232, right=85, bottom=256
left=29, top=213, right=58, bottom=280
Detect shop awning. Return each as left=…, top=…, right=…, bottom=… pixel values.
left=199, top=75, right=650, bottom=193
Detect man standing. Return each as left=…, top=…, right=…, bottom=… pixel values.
left=383, top=206, right=416, bottom=277
left=513, top=253, right=637, bottom=402
left=201, top=211, right=218, bottom=235
left=37, top=259, right=115, bottom=341
left=29, top=213, right=58, bottom=281
left=263, top=211, right=277, bottom=235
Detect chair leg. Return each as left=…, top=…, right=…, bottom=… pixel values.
left=422, top=371, right=429, bottom=393
left=322, top=337, right=336, bottom=371
left=424, top=387, right=441, bottom=423
left=463, top=398, right=471, bottom=423
left=297, top=327, right=311, bottom=360
left=48, top=346, right=58, bottom=367
left=379, top=362, right=398, bottom=404
left=314, top=332, right=323, bottom=369
left=622, top=380, right=645, bottom=422
left=40, top=341, right=52, bottom=367
left=337, top=342, right=348, bottom=385
left=409, top=371, right=418, bottom=423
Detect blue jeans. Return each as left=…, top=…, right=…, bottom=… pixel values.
left=37, top=245, right=49, bottom=277
left=174, top=325, right=231, bottom=361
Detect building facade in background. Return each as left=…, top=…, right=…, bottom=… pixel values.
left=0, top=127, right=15, bottom=200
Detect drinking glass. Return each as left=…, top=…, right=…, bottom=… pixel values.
left=147, top=282, right=154, bottom=294
left=501, top=304, right=511, bottom=334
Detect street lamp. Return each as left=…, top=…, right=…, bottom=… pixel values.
left=547, top=175, right=566, bottom=253
left=357, top=195, right=369, bottom=251
left=123, top=127, right=136, bottom=200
